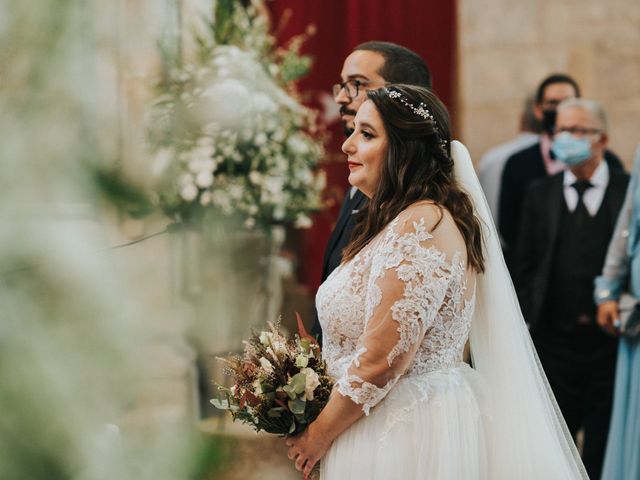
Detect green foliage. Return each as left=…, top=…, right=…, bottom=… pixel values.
left=91, top=165, right=155, bottom=218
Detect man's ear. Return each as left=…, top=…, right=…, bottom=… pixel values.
left=533, top=103, right=544, bottom=121
left=598, top=131, right=609, bottom=149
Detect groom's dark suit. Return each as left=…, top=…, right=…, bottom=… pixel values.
left=311, top=188, right=367, bottom=343
left=514, top=167, right=628, bottom=480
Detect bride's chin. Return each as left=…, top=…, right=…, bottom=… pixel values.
left=347, top=173, right=359, bottom=188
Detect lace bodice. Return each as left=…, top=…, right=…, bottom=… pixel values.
left=316, top=203, right=476, bottom=414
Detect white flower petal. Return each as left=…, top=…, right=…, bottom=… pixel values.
left=180, top=183, right=198, bottom=202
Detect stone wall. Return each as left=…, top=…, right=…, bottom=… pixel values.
left=458, top=0, right=640, bottom=167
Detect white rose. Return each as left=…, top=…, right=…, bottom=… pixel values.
left=300, top=368, right=320, bottom=401
left=272, top=340, right=288, bottom=356
left=180, top=183, right=198, bottom=202
left=259, top=357, right=274, bottom=374
left=195, top=171, right=214, bottom=188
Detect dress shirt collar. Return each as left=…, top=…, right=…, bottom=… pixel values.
left=563, top=159, right=609, bottom=189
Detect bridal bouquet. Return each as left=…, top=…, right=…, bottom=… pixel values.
left=212, top=315, right=332, bottom=436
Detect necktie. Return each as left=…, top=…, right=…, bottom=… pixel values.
left=572, top=180, right=593, bottom=228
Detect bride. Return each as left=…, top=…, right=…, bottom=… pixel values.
left=286, top=84, right=588, bottom=479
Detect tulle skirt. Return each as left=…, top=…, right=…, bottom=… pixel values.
left=320, top=363, right=490, bottom=480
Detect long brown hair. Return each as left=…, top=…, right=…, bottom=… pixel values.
left=342, top=84, right=485, bottom=273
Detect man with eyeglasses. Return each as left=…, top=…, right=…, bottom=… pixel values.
left=498, top=74, right=624, bottom=272
left=513, top=98, right=629, bottom=480
left=312, top=41, right=431, bottom=344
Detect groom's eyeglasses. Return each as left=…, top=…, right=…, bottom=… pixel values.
left=332, top=80, right=367, bottom=101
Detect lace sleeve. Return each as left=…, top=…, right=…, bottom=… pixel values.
left=335, top=206, right=456, bottom=414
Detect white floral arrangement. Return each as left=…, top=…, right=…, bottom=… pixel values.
left=149, top=1, right=325, bottom=231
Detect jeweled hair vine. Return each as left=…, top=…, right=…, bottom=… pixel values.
left=384, top=87, right=448, bottom=148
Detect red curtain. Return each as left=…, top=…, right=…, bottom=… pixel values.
left=268, top=0, right=457, bottom=292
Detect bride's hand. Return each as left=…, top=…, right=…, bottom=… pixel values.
left=285, top=422, right=332, bottom=478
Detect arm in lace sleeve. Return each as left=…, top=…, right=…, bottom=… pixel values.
left=335, top=209, right=454, bottom=414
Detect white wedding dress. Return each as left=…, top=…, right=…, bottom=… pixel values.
left=317, top=202, right=489, bottom=479
left=315, top=142, right=588, bottom=480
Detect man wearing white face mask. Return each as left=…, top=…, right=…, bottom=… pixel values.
left=514, top=98, right=629, bottom=480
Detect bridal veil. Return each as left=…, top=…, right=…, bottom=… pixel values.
left=452, top=140, right=589, bottom=479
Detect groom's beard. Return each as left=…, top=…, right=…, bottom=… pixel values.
left=340, top=105, right=357, bottom=136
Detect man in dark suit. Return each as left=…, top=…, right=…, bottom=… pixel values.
left=514, top=98, right=628, bottom=480
left=499, top=74, right=624, bottom=271
left=312, top=42, right=432, bottom=342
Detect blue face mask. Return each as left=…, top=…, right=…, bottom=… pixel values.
left=551, top=132, right=592, bottom=166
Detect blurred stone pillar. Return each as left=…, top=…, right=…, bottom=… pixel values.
left=171, top=219, right=285, bottom=417
left=109, top=0, right=204, bottom=428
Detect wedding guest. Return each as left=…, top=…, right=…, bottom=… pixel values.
left=498, top=74, right=624, bottom=271
left=477, top=94, right=541, bottom=228
left=595, top=144, right=640, bottom=480
left=514, top=98, right=628, bottom=480
left=312, top=41, right=431, bottom=343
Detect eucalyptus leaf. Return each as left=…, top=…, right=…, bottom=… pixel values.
left=267, top=407, right=284, bottom=418
left=210, top=398, right=230, bottom=410
left=282, top=384, right=296, bottom=400
left=295, top=354, right=308, bottom=368
left=288, top=398, right=306, bottom=415
left=290, top=372, right=307, bottom=395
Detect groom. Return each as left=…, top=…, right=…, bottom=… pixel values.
left=312, top=42, right=432, bottom=343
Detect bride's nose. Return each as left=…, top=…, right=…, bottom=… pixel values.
left=342, top=133, right=356, bottom=155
